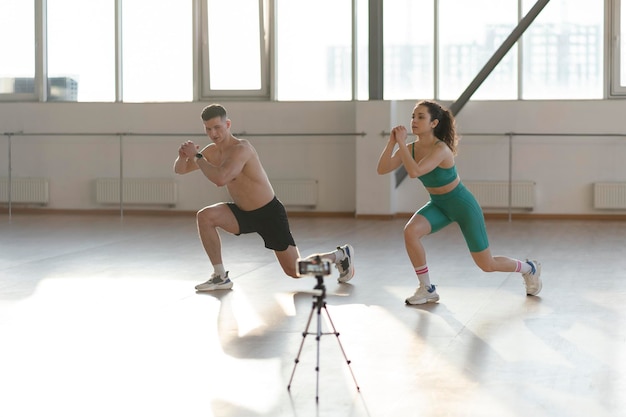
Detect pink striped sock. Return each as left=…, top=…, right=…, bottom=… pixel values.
left=515, top=260, right=532, bottom=274
left=415, top=266, right=429, bottom=275
left=415, top=265, right=431, bottom=287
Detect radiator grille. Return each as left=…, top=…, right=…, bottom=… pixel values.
left=0, top=177, right=49, bottom=205
left=95, top=178, right=177, bottom=206
left=594, top=182, right=626, bottom=209
left=464, top=181, right=535, bottom=209
left=272, top=179, right=318, bottom=207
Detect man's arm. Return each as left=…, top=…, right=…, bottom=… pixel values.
left=195, top=144, right=249, bottom=187
left=174, top=141, right=202, bottom=174
left=179, top=140, right=250, bottom=187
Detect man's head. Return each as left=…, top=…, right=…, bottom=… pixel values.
left=201, top=104, right=227, bottom=122
left=201, top=104, right=231, bottom=143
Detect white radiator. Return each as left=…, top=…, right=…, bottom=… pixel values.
left=464, top=181, right=535, bottom=209
left=594, top=182, right=626, bottom=209
left=272, top=179, right=318, bottom=207
left=95, top=178, right=177, bottom=206
left=0, top=177, right=49, bottom=205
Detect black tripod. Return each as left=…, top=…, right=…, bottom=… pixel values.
left=287, top=274, right=360, bottom=402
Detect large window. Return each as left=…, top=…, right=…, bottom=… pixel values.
left=0, top=0, right=35, bottom=100
left=122, top=0, right=192, bottom=102
left=383, top=0, right=603, bottom=101
left=522, top=0, right=603, bottom=99
left=200, top=0, right=365, bottom=101
left=383, top=0, right=434, bottom=100
left=438, top=0, right=518, bottom=100
left=274, top=0, right=353, bottom=101
left=0, top=0, right=619, bottom=102
left=47, top=0, right=115, bottom=102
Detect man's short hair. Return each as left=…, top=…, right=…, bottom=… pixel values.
left=201, top=104, right=227, bottom=121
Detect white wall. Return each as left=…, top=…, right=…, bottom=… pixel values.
left=0, top=101, right=356, bottom=212
left=1, top=100, right=626, bottom=216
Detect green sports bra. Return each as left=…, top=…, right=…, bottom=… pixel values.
left=412, top=142, right=458, bottom=188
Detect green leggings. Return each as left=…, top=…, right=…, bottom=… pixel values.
left=416, top=183, right=489, bottom=252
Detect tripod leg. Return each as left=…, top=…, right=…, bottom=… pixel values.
left=322, top=304, right=360, bottom=392
left=315, top=304, right=322, bottom=402
left=287, top=302, right=316, bottom=391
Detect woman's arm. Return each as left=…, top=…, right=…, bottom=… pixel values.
left=396, top=141, right=448, bottom=178
left=391, top=126, right=448, bottom=178
left=377, top=130, right=405, bottom=175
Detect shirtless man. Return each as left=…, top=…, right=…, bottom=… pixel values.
left=174, top=104, right=354, bottom=291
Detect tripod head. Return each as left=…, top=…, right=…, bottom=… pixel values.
left=297, top=255, right=331, bottom=278
left=296, top=256, right=332, bottom=311
left=313, top=273, right=326, bottom=300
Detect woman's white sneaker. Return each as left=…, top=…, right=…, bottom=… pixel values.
left=522, top=260, right=542, bottom=296
left=405, top=284, right=440, bottom=305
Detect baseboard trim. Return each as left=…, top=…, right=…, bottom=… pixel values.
left=386, top=212, right=626, bottom=221
left=3, top=207, right=626, bottom=221
left=0, top=207, right=356, bottom=218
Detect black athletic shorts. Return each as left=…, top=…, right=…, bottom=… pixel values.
left=227, top=196, right=296, bottom=251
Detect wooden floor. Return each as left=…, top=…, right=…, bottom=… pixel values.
left=1, top=212, right=625, bottom=417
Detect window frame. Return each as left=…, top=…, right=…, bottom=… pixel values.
left=609, top=0, right=626, bottom=96
left=0, top=0, right=43, bottom=102
left=198, top=0, right=270, bottom=100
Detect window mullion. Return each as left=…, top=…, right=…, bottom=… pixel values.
left=35, top=0, right=47, bottom=101
left=609, top=0, right=626, bottom=96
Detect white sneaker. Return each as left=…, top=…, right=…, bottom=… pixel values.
left=522, top=260, right=542, bottom=296
left=195, top=271, right=233, bottom=292
left=405, top=284, right=440, bottom=305
left=336, top=244, right=355, bottom=283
